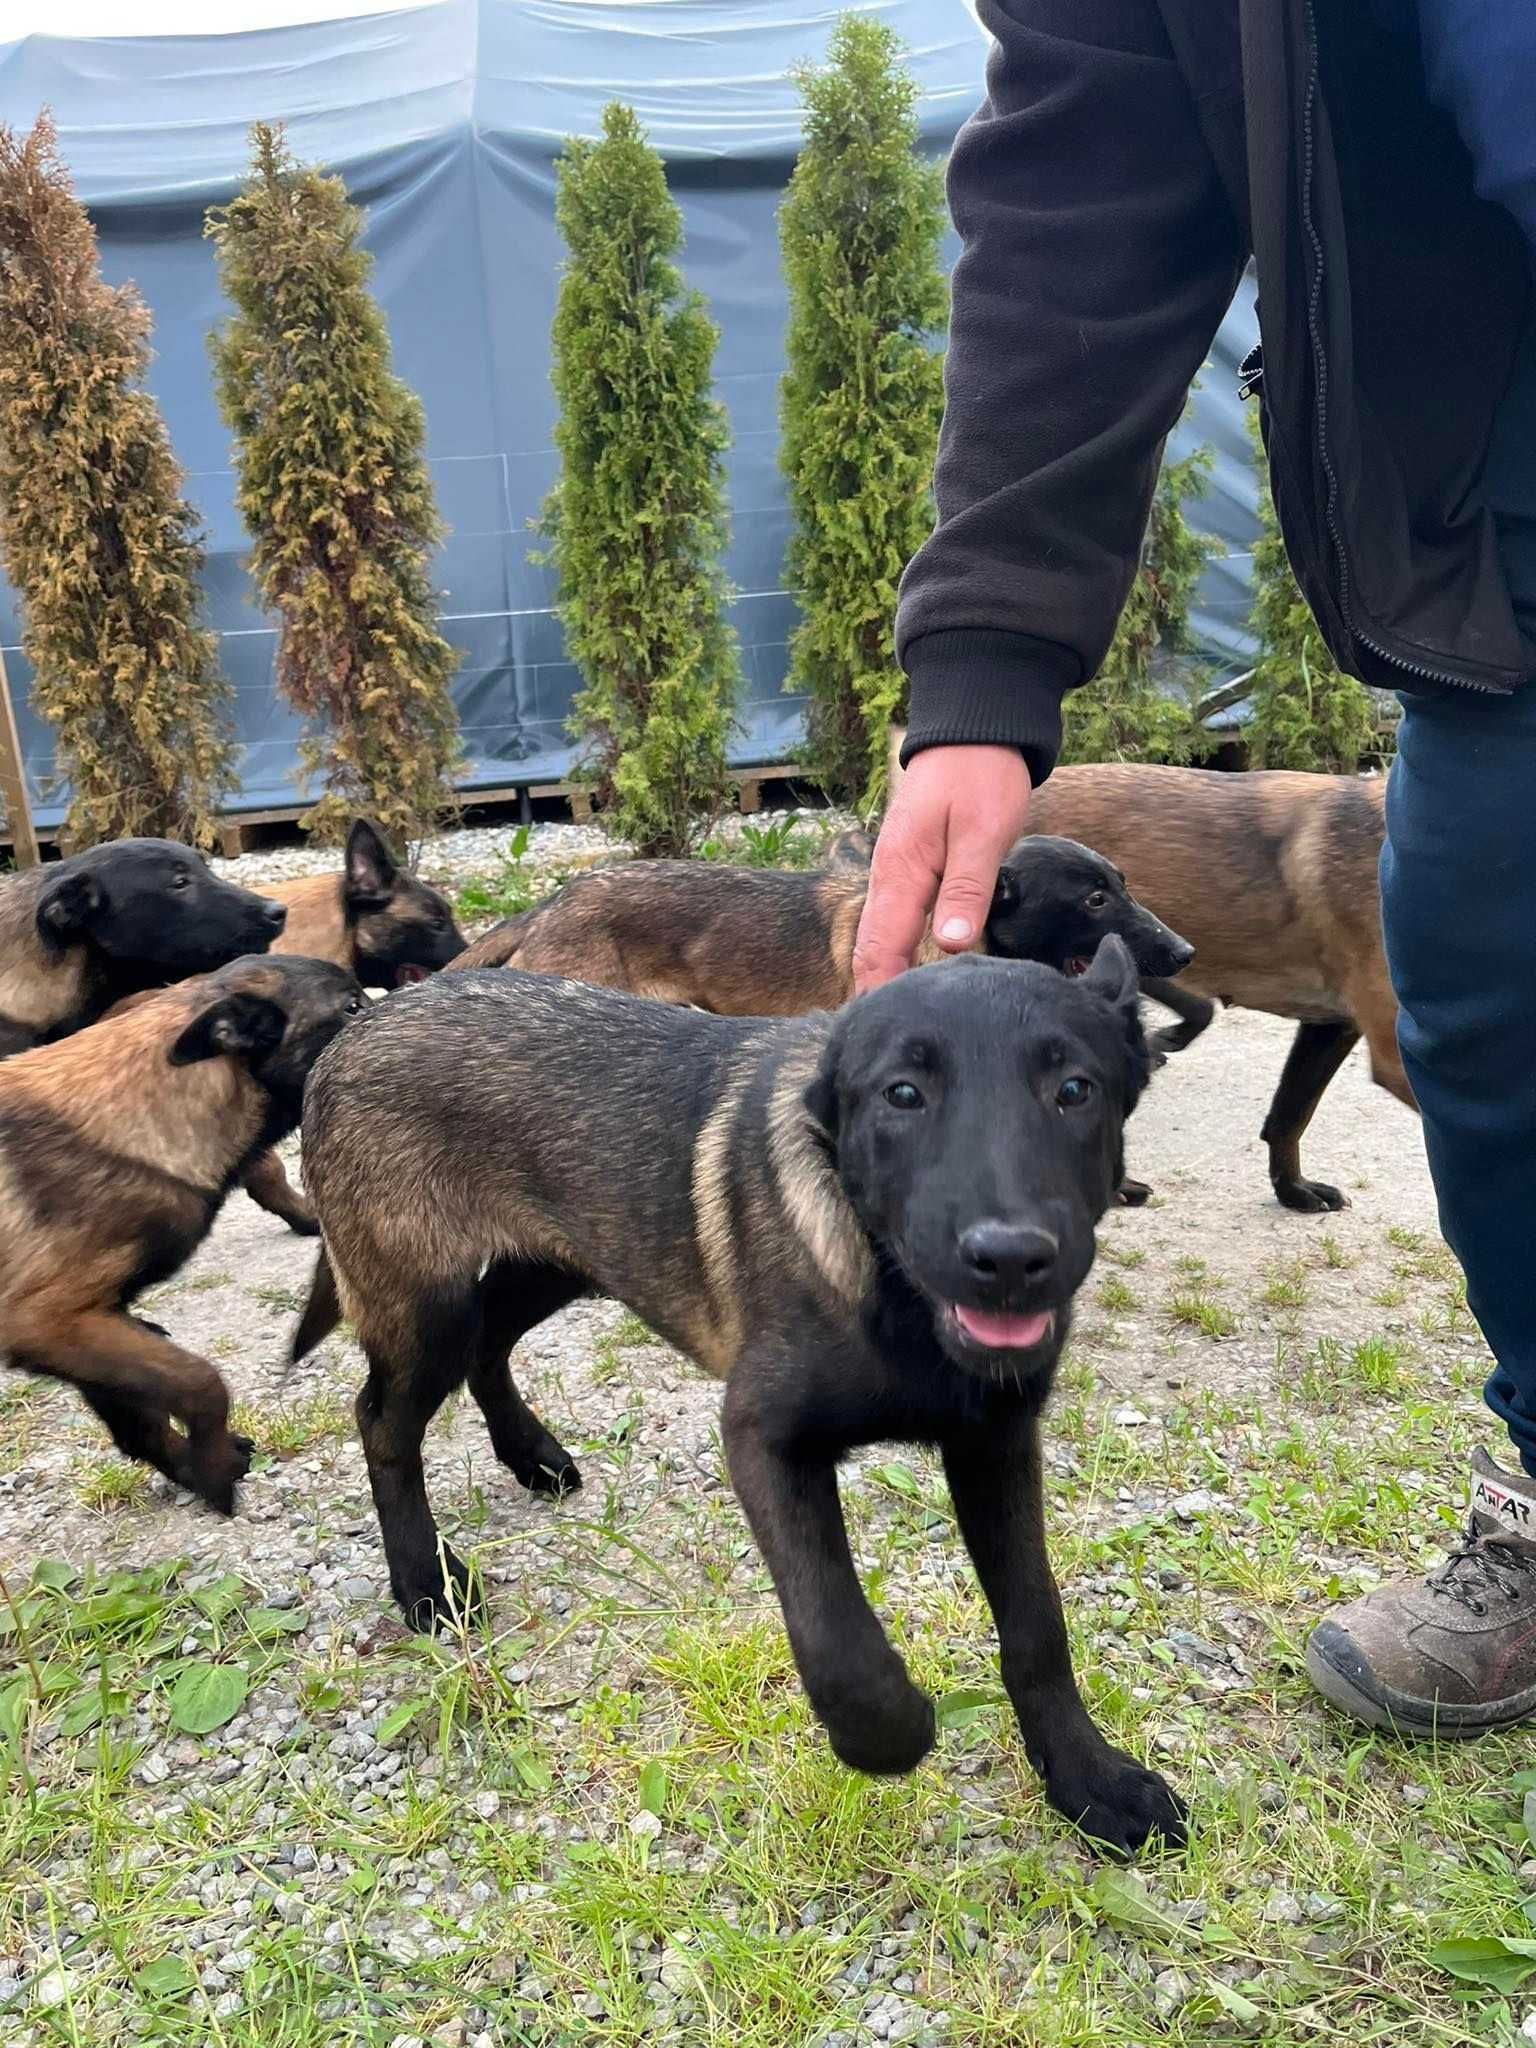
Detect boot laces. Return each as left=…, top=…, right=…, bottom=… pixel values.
left=1429, top=1519, right=1536, bottom=1615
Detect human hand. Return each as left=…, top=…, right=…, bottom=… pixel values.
left=851, top=745, right=1033, bottom=993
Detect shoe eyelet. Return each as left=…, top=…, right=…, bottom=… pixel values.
left=1472, top=1601, right=1488, bottom=1616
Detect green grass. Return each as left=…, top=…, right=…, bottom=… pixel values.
left=73, top=1459, right=152, bottom=1512
left=1296, top=1332, right=1420, bottom=1406
left=1258, top=1259, right=1309, bottom=1311
left=452, top=822, right=539, bottom=922
left=0, top=1217, right=1520, bottom=2047
left=1164, top=1291, right=1238, bottom=1339
left=1096, top=1276, right=1138, bottom=1314
left=246, top=1281, right=309, bottom=1317
left=697, top=815, right=831, bottom=870
left=231, top=1389, right=354, bottom=1458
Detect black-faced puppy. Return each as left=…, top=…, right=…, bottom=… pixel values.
left=225, top=819, right=465, bottom=1235
left=294, top=944, right=1184, bottom=1856
left=269, top=818, right=466, bottom=989
left=0, top=955, right=365, bottom=1510
left=989, top=836, right=1191, bottom=982
left=451, top=835, right=1193, bottom=1018
left=0, top=839, right=288, bottom=1057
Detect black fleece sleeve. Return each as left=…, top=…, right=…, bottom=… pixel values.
left=896, top=0, right=1247, bottom=782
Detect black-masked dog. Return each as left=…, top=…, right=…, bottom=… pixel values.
left=228, top=819, right=466, bottom=1233
left=0, top=956, right=365, bottom=1511
left=451, top=836, right=1193, bottom=1004
left=268, top=818, right=466, bottom=989
left=0, top=839, right=288, bottom=1058
left=293, top=943, right=1185, bottom=1857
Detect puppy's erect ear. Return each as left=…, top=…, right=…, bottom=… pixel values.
left=1082, top=934, right=1153, bottom=1111
left=169, top=993, right=287, bottom=1068
left=1081, top=933, right=1139, bottom=1009
left=344, top=818, right=398, bottom=905
left=35, top=870, right=103, bottom=947
left=803, top=1017, right=846, bottom=1142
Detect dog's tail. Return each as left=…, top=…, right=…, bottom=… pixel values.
left=291, top=1249, right=342, bottom=1362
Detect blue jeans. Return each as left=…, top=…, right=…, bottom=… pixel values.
left=1383, top=686, right=1536, bottom=1478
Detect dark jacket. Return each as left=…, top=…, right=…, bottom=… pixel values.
left=896, top=0, right=1535, bottom=781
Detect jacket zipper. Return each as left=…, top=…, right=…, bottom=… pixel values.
left=1295, top=0, right=1492, bottom=692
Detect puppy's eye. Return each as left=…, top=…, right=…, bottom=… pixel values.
left=883, top=1081, right=925, bottom=1111
left=344, top=996, right=365, bottom=1015
left=1085, top=889, right=1108, bottom=911
left=1056, top=1076, right=1095, bottom=1110
left=172, top=873, right=193, bottom=890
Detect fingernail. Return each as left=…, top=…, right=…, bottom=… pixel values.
left=939, top=918, right=972, bottom=943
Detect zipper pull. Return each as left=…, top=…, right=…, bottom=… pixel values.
left=1237, top=343, right=1264, bottom=401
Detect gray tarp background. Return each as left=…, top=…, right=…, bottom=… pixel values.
left=0, top=1, right=1260, bottom=832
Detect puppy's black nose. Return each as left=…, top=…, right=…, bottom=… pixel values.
left=1168, top=935, right=1195, bottom=971
left=959, top=1221, right=1059, bottom=1288
left=261, top=899, right=288, bottom=931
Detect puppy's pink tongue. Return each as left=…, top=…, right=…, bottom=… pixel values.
left=952, top=1305, right=1054, bottom=1349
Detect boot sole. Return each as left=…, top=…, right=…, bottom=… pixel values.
left=1306, top=1625, right=1536, bottom=1740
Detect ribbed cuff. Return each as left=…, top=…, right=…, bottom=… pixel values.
left=900, top=630, right=1080, bottom=786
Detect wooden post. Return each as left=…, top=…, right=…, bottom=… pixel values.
left=0, top=641, right=40, bottom=869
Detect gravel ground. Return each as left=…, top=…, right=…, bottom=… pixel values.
left=3, top=822, right=1524, bottom=2047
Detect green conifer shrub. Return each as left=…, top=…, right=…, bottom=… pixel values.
left=0, top=112, right=234, bottom=849
left=778, top=15, right=947, bottom=811
left=543, top=104, right=736, bottom=859
left=207, top=123, right=459, bottom=847
left=1244, top=408, right=1375, bottom=772
left=1059, top=445, right=1219, bottom=766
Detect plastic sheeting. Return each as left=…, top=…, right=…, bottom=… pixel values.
left=0, top=2, right=1259, bottom=829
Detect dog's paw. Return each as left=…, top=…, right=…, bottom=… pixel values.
left=1044, top=1745, right=1188, bottom=1859
left=1115, top=1177, right=1153, bottom=1208
left=283, top=1211, right=323, bottom=1238
left=189, top=1434, right=255, bottom=1516
left=824, top=1681, right=936, bottom=1777
left=512, top=1436, right=583, bottom=1498
left=1275, top=1175, right=1348, bottom=1214
left=394, top=1549, right=481, bottom=1635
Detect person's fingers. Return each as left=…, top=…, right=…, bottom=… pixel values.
left=931, top=819, right=1005, bottom=953
left=852, top=744, right=1034, bottom=994
left=851, top=816, right=939, bottom=993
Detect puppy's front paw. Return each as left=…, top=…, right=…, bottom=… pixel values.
left=1044, top=1744, right=1187, bottom=1858
left=824, top=1679, right=936, bottom=1776
left=393, top=1548, right=481, bottom=1635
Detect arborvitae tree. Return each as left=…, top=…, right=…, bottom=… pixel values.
left=0, top=113, right=234, bottom=849
left=779, top=15, right=947, bottom=812
left=1059, top=444, right=1219, bottom=766
left=543, top=104, right=736, bottom=859
left=1244, top=408, right=1375, bottom=772
left=207, top=123, right=459, bottom=847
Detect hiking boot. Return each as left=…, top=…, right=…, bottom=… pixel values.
left=1306, top=1448, right=1536, bottom=1738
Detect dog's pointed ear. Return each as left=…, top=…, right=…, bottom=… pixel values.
left=344, top=819, right=398, bottom=905
left=170, top=993, right=286, bottom=1068
left=803, top=1018, right=845, bottom=1141
left=1082, top=933, right=1139, bottom=1009
left=1083, top=934, right=1153, bottom=1109
left=35, top=869, right=103, bottom=947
